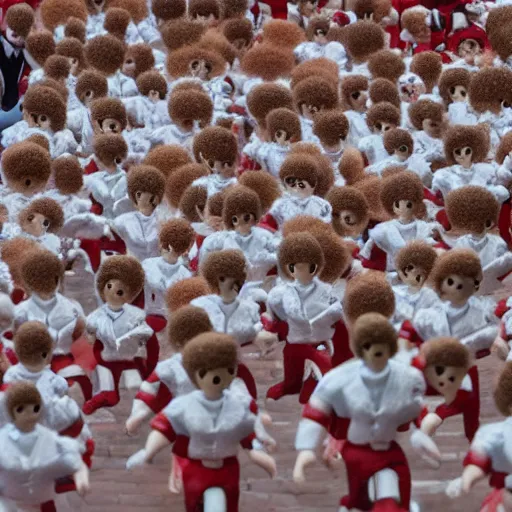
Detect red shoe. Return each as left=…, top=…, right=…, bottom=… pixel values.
left=266, top=382, right=286, bottom=401
left=82, top=391, right=119, bottom=415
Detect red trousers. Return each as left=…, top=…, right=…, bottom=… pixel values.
left=51, top=353, right=92, bottom=401
left=182, top=457, right=240, bottom=512
left=340, top=441, right=411, bottom=511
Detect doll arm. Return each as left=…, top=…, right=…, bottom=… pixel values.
left=247, top=449, right=277, bottom=477
left=495, top=155, right=512, bottom=187
left=0, top=262, right=13, bottom=295
left=461, top=326, right=499, bottom=357
left=73, top=461, right=90, bottom=496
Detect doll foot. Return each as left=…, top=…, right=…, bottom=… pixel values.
left=82, top=391, right=119, bottom=415
left=126, top=449, right=147, bottom=470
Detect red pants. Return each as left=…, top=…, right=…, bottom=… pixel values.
left=146, top=314, right=167, bottom=334
left=266, top=342, right=331, bottom=403
left=51, top=353, right=92, bottom=401
left=182, top=457, right=240, bottom=512
left=340, top=441, right=411, bottom=511
left=331, top=320, right=353, bottom=368
left=79, top=233, right=126, bottom=273
left=237, top=362, right=257, bottom=399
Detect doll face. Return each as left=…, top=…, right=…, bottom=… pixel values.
left=440, top=274, right=479, bottom=305
left=458, top=39, right=481, bottom=61
left=6, top=27, right=25, bottom=48
left=424, top=364, right=467, bottom=400
left=232, top=212, right=256, bottom=236
left=299, top=0, right=317, bottom=17
left=274, top=129, right=291, bottom=147
left=90, top=0, right=105, bottom=13
left=22, top=212, right=51, bottom=238
left=300, top=103, right=321, bottom=121
left=453, top=146, right=472, bottom=168
left=288, top=261, right=317, bottom=285
left=348, top=90, right=368, bottom=112
left=204, top=158, right=236, bottom=179
left=373, top=121, right=394, bottom=135
left=422, top=118, right=442, bottom=139
left=394, top=145, right=411, bottom=162
left=103, top=278, right=129, bottom=309
left=15, top=175, right=46, bottom=196
left=148, top=90, right=161, bottom=103
left=284, top=177, right=315, bottom=198
left=122, top=57, right=136, bottom=78
left=361, top=342, right=390, bottom=373
left=97, top=118, right=123, bottom=134
left=313, top=28, right=328, bottom=45
left=449, top=85, right=467, bottom=103
left=27, top=112, right=51, bottom=132
left=399, top=80, right=425, bottom=104
left=12, top=402, right=42, bottom=433
left=135, top=191, right=159, bottom=216
left=336, top=209, right=365, bottom=237
left=195, top=367, right=236, bottom=400
left=189, top=59, right=212, bottom=81
left=23, top=350, right=52, bottom=373
left=218, top=276, right=241, bottom=303
left=68, top=57, right=80, bottom=76
left=81, top=89, right=96, bottom=107
left=161, top=244, right=180, bottom=264
left=398, top=264, right=426, bottom=289
left=392, top=199, right=415, bottom=222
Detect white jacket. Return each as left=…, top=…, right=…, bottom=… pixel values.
left=107, top=71, right=138, bottom=99
left=113, top=210, right=159, bottom=262
left=391, top=284, right=439, bottom=331
left=254, top=142, right=291, bottom=178
left=358, top=133, right=388, bottom=165
left=344, top=110, right=371, bottom=147
left=412, top=131, right=444, bottom=163
left=191, top=175, right=237, bottom=198
left=123, top=96, right=170, bottom=130
left=84, top=167, right=127, bottom=219
left=268, top=194, right=332, bottom=229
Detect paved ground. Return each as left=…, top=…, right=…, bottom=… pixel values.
left=56, top=270, right=507, bottom=512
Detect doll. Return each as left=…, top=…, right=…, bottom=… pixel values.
left=293, top=313, right=436, bottom=512
left=0, top=3, right=34, bottom=127
left=144, top=145, right=191, bottom=181
left=90, top=96, right=127, bottom=137
left=0, top=294, right=15, bottom=364
left=409, top=99, right=446, bottom=166
left=54, top=37, right=86, bottom=110
left=39, top=0, right=88, bottom=41
left=42, top=54, right=79, bottom=111
left=237, top=170, right=282, bottom=219
left=1, top=141, right=52, bottom=223
left=445, top=24, right=488, bottom=70
left=64, top=16, right=87, bottom=43
left=398, top=72, right=426, bottom=130
left=222, top=17, right=253, bottom=55
left=160, top=19, right=205, bottom=53
left=189, top=0, right=221, bottom=26
left=149, top=88, right=213, bottom=150
left=368, top=128, right=432, bottom=186
left=360, top=171, right=436, bottom=272
left=165, top=276, right=210, bottom=314
left=251, top=108, right=302, bottom=178
left=0, top=382, right=90, bottom=510
left=432, top=125, right=509, bottom=204
left=343, top=20, right=385, bottom=76
left=82, top=255, right=155, bottom=414
left=391, top=240, right=439, bottom=334
left=409, top=51, right=442, bottom=95
left=25, top=30, right=56, bottom=87
left=438, top=67, right=475, bottom=125
left=199, top=186, right=279, bottom=284
left=368, top=49, right=405, bottom=85
left=368, top=79, right=401, bottom=115
left=340, top=75, right=371, bottom=147
left=400, top=5, right=445, bottom=54
left=103, top=7, right=131, bottom=41
left=358, top=101, right=401, bottom=165
left=292, top=75, right=339, bottom=142
left=112, top=165, right=166, bottom=260
left=85, top=34, right=138, bottom=98
left=312, top=109, right=349, bottom=171
left=123, top=43, right=155, bottom=80
left=265, top=232, right=342, bottom=402
left=14, top=249, right=92, bottom=400
left=191, top=126, right=239, bottom=197
left=290, top=58, right=338, bottom=92
left=141, top=218, right=194, bottom=325
left=126, top=332, right=276, bottom=512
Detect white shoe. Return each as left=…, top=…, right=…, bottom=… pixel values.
left=126, top=449, right=147, bottom=470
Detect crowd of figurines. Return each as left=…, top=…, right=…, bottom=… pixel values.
left=3, top=0, right=512, bottom=510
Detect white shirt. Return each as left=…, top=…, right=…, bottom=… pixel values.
left=113, top=210, right=159, bottom=262
left=269, top=194, right=332, bottom=229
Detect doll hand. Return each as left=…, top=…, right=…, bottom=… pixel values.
left=492, top=336, right=510, bottom=361
left=446, top=477, right=463, bottom=499
left=255, top=412, right=277, bottom=453
left=126, top=449, right=148, bottom=470
left=410, top=429, right=442, bottom=469
left=420, top=412, right=443, bottom=437
left=255, top=330, right=278, bottom=358
left=73, top=465, right=90, bottom=496
left=248, top=449, right=277, bottom=478
left=293, top=450, right=317, bottom=484
left=125, top=414, right=145, bottom=436
left=322, top=436, right=344, bottom=469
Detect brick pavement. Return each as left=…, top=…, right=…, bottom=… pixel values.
left=56, top=270, right=507, bottom=512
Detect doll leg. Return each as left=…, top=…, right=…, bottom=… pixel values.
left=369, top=469, right=408, bottom=512
left=82, top=363, right=123, bottom=414
left=78, top=239, right=102, bottom=273
left=51, top=354, right=93, bottom=401
left=299, top=345, right=332, bottom=404
left=203, top=487, right=227, bottom=512
left=331, top=320, right=352, bottom=368
left=466, top=366, right=481, bottom=442
left=144, top=333, right=160, bottom=378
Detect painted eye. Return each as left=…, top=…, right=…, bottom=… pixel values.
left=109, top=123, right=116, bottom=131
left=485, top=220, right=492, bottom=228
left=375, top=122, right=382, bottom=130
left=43, top=219, right=50, bottom=227
left=115, top=157, right=122, bottom=164
left=27, top=214, right=34, bottom=222
left=504, top=101, right=511, bottom=109
left=42, top=352, right=47, bottom=358
left=394, top=201, right=400, bottom=208
left=351, top=91, right=360, bottom=100
left=448, top=376, right=455, bottom=383
left=107, top=283, right=112, bottom=289
left=450, top=87, right=455, bottom=94
left=219, top=276, right=225, bottom=282
left=191, top=60, right=200, bottom=70
left=208, top=160, right=215, bottom=168
left=435, top=366, right=444, bottom=376
left=288, top=263, right=295, bottom=273
left=456, top=284, right=463, bottom=290
left=243, top=214, right=251, bottom=222
left=34, top=405, right=40, bottom=413
left=455, top=148, right=462, bottom=156
left=474, top=279, right=480, bottom=286
left=136, top=191, right=142, bottom=198
left=85, top=90, right=93, bottom=98
left=415, top=274, right=422, bottom=283
left=383, top=125, right=391, bottom=131
left=232, top=215, right=238, bottom=224
left=399, top=145, right=407, bottom=152
left=406, top=201, right=413, bottom=209
left=205, top=63, right=212, bottom=73
left=126, top=58, right=133, bottom=64
left=447, top=278, right=454, bottom=286
left=116, top=289, right=124, bottom=296
left=212, top=375, right=221, bottom=385
left=406, top=264, right=414, bottom=272
left=309, top=264, right=316, bottom=274
left=465, top=148, right=472, bottom=156
left=40, top=115, right=47, bottom=122
left=461, top=90, right=466, bottom=97
left=298, top=182, right=305, bottom=189
left=16, top=406, right=24, bottom=413
left=362, top=343, right=371, bottom=351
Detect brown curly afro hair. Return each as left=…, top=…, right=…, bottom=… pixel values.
left=240, top=43, right=295, bottom=81
left=168, top=89, right=213, bottom=127
left=340, top=75, right=369, bottom=110
left=313, top=110, right=349, bottom=147
left=246, top=83, right=293, bottom=128
left=290, top=58, right=339, bottom=91
left=166, top=164, right=208, bottom=209
left=221, top=0, right=248, bottom=19
left=496, top=132, right=512, bottom=165
left=394, top=239, right=437, bottom=277
left=282, top=215, right=334, bottom=238
left=21, top=249, right=63, bottom=295
left=107, top=0, right=149, bottom=23
left=223, top=186, right=262, bottom=228
left=144, top=145, right=191, bottom=179
left=353, top=0, right=392, bottom=22
left=179, top=185, right=208, bottom=221
left=43, top=54, right=71, bottom=82
left=40, top=0, right=87, bottom=31
left=343, top=270, right=395, bottom=323
left=380, top=171, right=424, bottom=217
left=338, top=147, right=365, bottom=185
left=127, top=165, right=166, bottom=204
left=25, top=134, right=51, bottom=153
left=366, top=101, right=400, bottom=130
left=278, top=232, right=324, bottom=280
left=6, top=3, right=34, bottom=38
left=0, top=238, right=38, bottom=288
left=401, top=7, right=429, bottom=41
left=343, top=20, right=385, bottom=63
left=23, top=85, right=67, bottom=132
left=206, top=191, right=225, bottom=218
left=293, top=76, right=338, bottom=112
left=136, top=70, right=167, bottom=99
left=326, top=186, right=369, bottom=237
left=368, top=49, right=405, bottom=83
left=289, top=144, right=334, bottom=197
left=5, top=381, right=42, bottom=420
left=19, top=198, right=64, bottom=234
left=422, top=337, right=471, bottom=380
left=85, top=34, right=126, bottom=76
left=125, top=43, right=156, bottom=78
left=14, top=321, right=54, bottom=366
left=198, top=30, right=237, bottom=67
left=75, top=70, right=109, bottom=104
left=237, top=171, right=281, bottom=213
left=159, top=218, right=195, bottom=254
left=445, top=185, right=499, bottom=234
left=25, top=31, right=55, bottom=67
left=369, top=79, right=400, bottom=109
left=93, top=133, right=128, bottom=166
left=383, top=128, right=413, bottom=156
left=52, top=156, right=83, bottom=195
left=90, top=97, right=128, bottom=130
left=266, top=108, right=301, bottom=142
left=167, top=305, right=213, bottom=350
left=192, top=126, right=237, bottom=165
left=469, top=67, right=512, bottom=115
left=56, top=37, right=86, bottom=73
left=1, top=142, right=51, bottom=193
left=494, top=362, right=512, bottom=416
left=443, top=124, right=489, bottom=165
left=96, top=255, right=145, bottom=302
left=410, top=51, right=442, bottom=94
left=222, top=18, right=253, bottom=48
left=261, top=19, right=305, bottom=48
left=408, top=99, right=444, bottom=131
left=200, top=249, right=246, bottom=293
left=189, top=0, right=220, bottom=19
left=161, top=19, right=205, bottom=51
left=152, top=0, right=186, bottom=20
left=104, top=7, right=131, bottom=39
left=279, top=153, right=319, bottom=188
left=438, top=68, right=471, bottom=106
left=351, top=312, right=397, bottom=359
left=166, top=276, right=210, bottom=312
left=306, top=16, right=330, bottom=41
left=65, top=17, right=86, bottom=43
left=166, top=45, right=226, bottom=79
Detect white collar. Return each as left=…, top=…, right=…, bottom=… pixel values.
left=2, top=37, right=20, bottom=59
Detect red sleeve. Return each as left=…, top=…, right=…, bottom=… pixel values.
left=399, top=320, right=424, bottom=346
left=423, top=187, right=445, bottom=207
left=302, top=403, right=331, bottom=430
left=240, top=433, right=256, bottom=450
left=84, top=159, right=99, bottom=175
left=150, top=412, right=177, bottom=443
left=360, top=244, right=387, bottom=272
left=258, top=213, right=278, bottom=233
left=250, top=400, right=258, bottom=415
left=135, top=377, right=173, bottom=414
left=435, top=390, right=472, bottom=421
left=463, top=450, right=492, bottom=473
left=414, top=406, right=429, bottom=428
left=89, top=194, right=103, bottom=215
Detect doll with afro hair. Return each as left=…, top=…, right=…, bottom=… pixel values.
left=438, top=67, right=474, bottom=126
left=340, top=75, right=371, bottom=147
left=25, top=30, right=55, bottom=87
left=312, top=109, right=349, bottom=170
